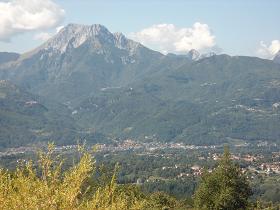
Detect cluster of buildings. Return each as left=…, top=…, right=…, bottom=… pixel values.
left=208, top=153, right=264, bottom=162
left=95, top=139, right=223, bottom=153
left=0, top=146, right=35, bottom=157
left=248, top=163, right=280, bottom=175
left=1, top=138, right=280, bottom=181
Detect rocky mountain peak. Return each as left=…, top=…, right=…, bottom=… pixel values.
left=37, top=23, right=141, bottom=55
left=186, top=49, right=216, bottom=61
left=113, top=32, right=140, bottom=55
left=41, top=23, right=113, bottom=53
left=187, top=49, right=201, bottom=61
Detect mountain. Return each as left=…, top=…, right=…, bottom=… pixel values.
left=0, top=52, right=20, bottom=65
left=186, top=49, right=216, bottom=61
left=75, top=55, right=280, bottom=144
left=168, top=49, right=216, bottom=61
left=0, top=80, right=77, bottom=148
left=274, top=51, right=280, bottom=64
left=186, top=49, right=201, bottom=61
left=0, top=79, right=112, bottom=149
left=0, top=23, right=280, bottom=146
left=0, top=24, right=184, bottom=106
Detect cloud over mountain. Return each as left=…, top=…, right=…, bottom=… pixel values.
left=0, top=0, right=65, bottom=42
left=257, top=40, right=280, bottom=59
left=129, top=22, right=216, bottom=54
left=34, top=32, right=52, bottom=41
left=33, top=26, right=64, bottom=42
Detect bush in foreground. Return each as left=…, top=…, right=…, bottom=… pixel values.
left=2, top=144, right=277, bottom=210
left=0, top=143, right=185, bottom=210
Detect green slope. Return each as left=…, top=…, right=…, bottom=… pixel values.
left=75, top=55, right=280, bottom=144
left=0, top=24, right=280, bottom=146
left=0, top=80, right=100, bottom=148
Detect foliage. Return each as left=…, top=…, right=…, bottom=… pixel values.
left=0, top=144, right=144, bottom=210
left=193, top=147, right=252, bottom=210
left=0, top=143, right=190, bottom=210
left=1, top=143, right=280, bottom=209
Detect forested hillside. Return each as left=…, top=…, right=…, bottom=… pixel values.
left=0, top=24, right=280, bottom=147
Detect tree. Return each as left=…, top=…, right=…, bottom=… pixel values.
left=193, top=147, right=252, bottom=210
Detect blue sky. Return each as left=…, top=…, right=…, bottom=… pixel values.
left=0, top=0, right=279, bottom=58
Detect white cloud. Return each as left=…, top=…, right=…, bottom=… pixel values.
left=33, top=25, right=64, bottom=43
left=129, top=22, right=216, bottom=54
left=257, top=40, right=280, bottom=59
left=33, top=25, right=64, bottom=42
left=0, top=0, right=65, bottom=42
left=34, top=32, right=52, bottom=41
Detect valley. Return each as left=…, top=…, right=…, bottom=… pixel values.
left=0, top=22, right=280, bottom=209
left=1, top=138, right=280, bottom=204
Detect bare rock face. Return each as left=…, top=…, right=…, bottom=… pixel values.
left=38, top=24, right=140, bottom=55
left=186, top=49, right=216, bottom=61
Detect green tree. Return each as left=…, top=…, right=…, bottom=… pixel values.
left=193, top=147, right=252, bottom=210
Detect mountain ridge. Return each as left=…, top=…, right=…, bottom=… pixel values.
left=274, top=50, right=280, bottom=64
left=0, top=24, right=170, bottom=106
left=0, top=23, right=280, bottom=147
left=0, top=52, right=20, bottom=66
left=18, top=24, right=144, bottom=61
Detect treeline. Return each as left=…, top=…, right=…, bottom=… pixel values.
left=0, top=144, right=279, bottom=209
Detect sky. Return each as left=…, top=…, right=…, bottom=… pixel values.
left=0, top=0, right=279, bottom=59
